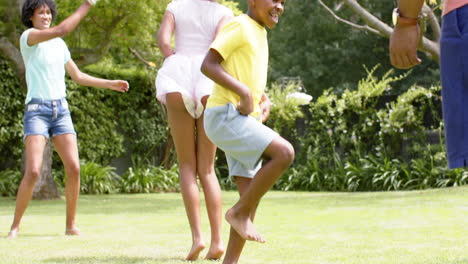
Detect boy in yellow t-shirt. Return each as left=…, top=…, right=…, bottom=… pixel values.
left=201, top=0, right=292, bottom=263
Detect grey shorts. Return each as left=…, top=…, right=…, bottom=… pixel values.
left=204, top=103, right=278, bottom=178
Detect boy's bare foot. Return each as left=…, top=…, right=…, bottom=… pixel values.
left=65, top=227, right=81, bottom=236
left=205, top=244, right=224, bottom=260
left=185, top=241, right=205, bottom=261
left=7, top=229, right=18, bottom=239
left=225, top=208, right=265, bottom=243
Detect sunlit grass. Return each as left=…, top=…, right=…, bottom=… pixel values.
left=0, top=186, right=467, bottom=264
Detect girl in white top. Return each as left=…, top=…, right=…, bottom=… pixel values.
left=155, top=0, right=233, bottom=260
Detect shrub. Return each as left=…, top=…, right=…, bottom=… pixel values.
left=0, top=55, right=24, bottom=171
left=0, top=169, right=22, bottom=197
left=118, top=164, right=179, bottom=193
left=266, top=81, right=308, bottom=138
left=79, top=161, right=118, bottom=194
left=277, top=66, right=468, bottom=191
left=80, top=60, right=171, bottom=166
left=53, top=161, right=118, bottom=194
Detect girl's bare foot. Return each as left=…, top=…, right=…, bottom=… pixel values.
left=65, top=227, right=81, bottom=236
left=205, top=244, right=224, bottom=260
left=225, top=208, right=265, bottom=243
left=7, top=228, right=18, bottom=239
left=185, top=241, right=205, bottom=261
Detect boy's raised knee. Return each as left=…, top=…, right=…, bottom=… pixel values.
left=281, top=141, right=295, bottom=166
left=267, top=138, right=295, bottom=167
left=270, top=139, right=294, bottom=168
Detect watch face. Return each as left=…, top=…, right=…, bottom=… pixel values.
left=392, top=8, right=398, bottom=26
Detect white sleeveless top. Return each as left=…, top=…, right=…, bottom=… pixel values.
left=168, top=0, right=233, bottom=56
left=155, top=0, right=233, bottom=119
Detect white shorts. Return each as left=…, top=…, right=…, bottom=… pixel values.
left=155, top=54, right=213, bottom=119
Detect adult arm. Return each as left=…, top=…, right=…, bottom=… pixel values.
left=389, top=0, right=425, bottom=69
left=65, top=59, right=129, bottom=93
left=201, top=49, right=253, bottom=115
left=157, top=11, right=176, bottom=58
left=27, top=1, right=93, bottom=46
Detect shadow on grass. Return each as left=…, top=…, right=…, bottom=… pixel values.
left=7, top=234, right=62, bottom=238
left=44, top=256, right=182, bottom=264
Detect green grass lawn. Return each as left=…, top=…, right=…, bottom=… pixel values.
left=0, top=186, right=467, bottom=264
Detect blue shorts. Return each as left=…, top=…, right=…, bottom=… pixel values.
left=23, top=98, right=76, bottom=140
left=440, top=5, right=468, bottom=168
left=204, top=103, right=279, bottom=178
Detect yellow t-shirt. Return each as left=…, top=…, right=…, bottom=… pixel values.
left=206, top=14, right=268, bottom=117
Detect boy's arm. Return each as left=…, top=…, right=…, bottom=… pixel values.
left=201, top=48, right=253, bottom=115
left=65, top=59, right=129, bottom=93
left=389, top=0, right=425, bottom=69
left=27, top=1, right=93, bottom=46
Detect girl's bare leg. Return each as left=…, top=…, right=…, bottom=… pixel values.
left=166, top=93, right=205, bottom=260
left=196, top=96, right=224, bottom=260
left=52, top=134, right=81, bottom=235
left=8, top=135, right=47, bottom=238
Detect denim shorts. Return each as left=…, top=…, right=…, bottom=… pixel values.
left=204, top=103, right=279, bottom=178
left=23, top=98, right=76, bottom=140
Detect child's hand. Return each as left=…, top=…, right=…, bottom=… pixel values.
left=238, top=90, right=253, bottom=116
left=109, top=80, right=129, bottom=93
left=259, top=93, right=271, bottom=122
left=87, top=0, right=99, bottom=6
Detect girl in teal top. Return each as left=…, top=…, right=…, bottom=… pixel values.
left=7, top=0, right=129, bottom=239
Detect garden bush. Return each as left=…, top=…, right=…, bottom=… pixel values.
left=79, top=161, right=119, bottom=194
left=0, top=54, right=24, bottom=171
left=65, top=60, right=170, bottom=166
left=0, top=169, right=22, bottom=197
left=276, top=66, right=468, bottom=191
left=118, top=164, right=179, bottom=193
left=81, top=61, right=169, bottom=165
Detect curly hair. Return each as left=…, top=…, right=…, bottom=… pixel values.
left=21, top=0, right=57, bottom=28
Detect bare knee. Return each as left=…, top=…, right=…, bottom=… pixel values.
left=179, top=161, right=197, bottom=174
left=65, top=162, right=80, bottom=181
left=24, top=167, right=41, bottom=184
left=197, top=164, right=215, bottom=179
left=274, top=141, right=295, bottom=168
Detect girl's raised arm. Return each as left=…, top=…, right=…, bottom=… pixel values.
left=27, top=0, right=96, bottom=46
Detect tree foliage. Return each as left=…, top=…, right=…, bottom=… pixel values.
left=54, top=0, right=169, bottom=67
left=263, top=0, right=440, bottom=97
left=0, top=53, right=23, bottom=170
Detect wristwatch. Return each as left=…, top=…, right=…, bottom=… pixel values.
left=392, top=8, right=419, bottom=26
